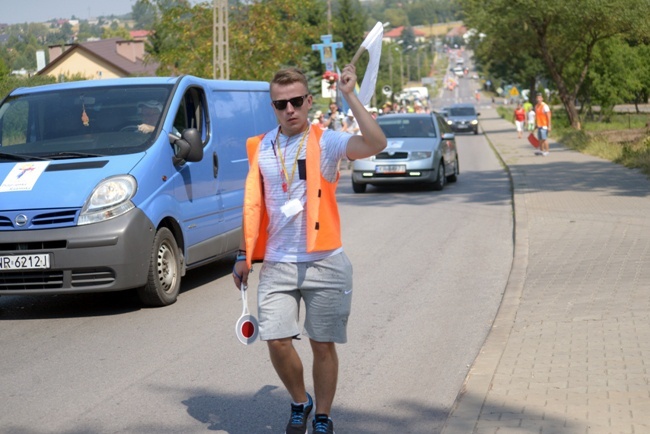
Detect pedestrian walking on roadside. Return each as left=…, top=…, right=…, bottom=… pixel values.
left=323, top=102, right=343, bottom=131
left=232, top=65, right=386, bottom=434
left=513, top=103, right=526, bottom=139
left=342, top=109, right=360, bottom=135
left=527, top=107, right=536, bottom=132
left=535, top=93, right=552, bottom=156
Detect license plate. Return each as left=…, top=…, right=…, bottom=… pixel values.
left=376, top=165, right=406, bottom=174
left=0, top=254, right=51, bottom=270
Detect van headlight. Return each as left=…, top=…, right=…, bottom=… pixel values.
left=410, top=151, right=432, bottom=160
left=78, top=175, right=137, bottom=225
left=471, top=119, right=478, bottom=125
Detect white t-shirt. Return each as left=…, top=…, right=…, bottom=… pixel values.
left=527, top=110, right=536, bottom=123
left=257, top=125, right=351, bottom=262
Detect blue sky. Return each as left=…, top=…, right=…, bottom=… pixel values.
left=1, top=0, right=202, bottom=25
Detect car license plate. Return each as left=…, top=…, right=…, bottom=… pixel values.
left=376, top=165, right=406, bottom=174
left=0, top=254, right=51, bottom=270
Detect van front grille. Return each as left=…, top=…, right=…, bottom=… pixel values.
left=0, top=270, right=64, bottom=290
left=0, top=209, right=79, bottom=230
left=0, top=268, right=115, bottom=291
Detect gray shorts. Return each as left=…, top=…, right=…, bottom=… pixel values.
left=257, top=252, right=353, bottom=343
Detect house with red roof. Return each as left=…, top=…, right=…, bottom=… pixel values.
left=382, top=26, right=427, bottom=44
left=129, top=30, right=152, bottom=41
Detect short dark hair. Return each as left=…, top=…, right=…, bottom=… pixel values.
left=270, top=67, right=309, bottom=91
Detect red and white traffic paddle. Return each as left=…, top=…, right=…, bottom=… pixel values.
left=235, top=284, right=258, bottom=345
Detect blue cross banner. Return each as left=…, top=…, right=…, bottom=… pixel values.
left=312, top=35, right=343, bottom=71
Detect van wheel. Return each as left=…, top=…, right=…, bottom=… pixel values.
left=137, top=227, right=181, bottom=307
left=430, top=161, right=445, bottom=191
left=352, top=179, right=367, bottom=193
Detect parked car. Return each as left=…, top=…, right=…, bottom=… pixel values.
left=446, top=103, right=480, bottom=134
left=351, top=113, right=459, bottom=193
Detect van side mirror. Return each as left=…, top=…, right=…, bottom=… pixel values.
left=170, top=128, right=203, bottom=165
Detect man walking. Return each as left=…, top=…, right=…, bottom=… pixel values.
left=535, top=93, right=552, bottom=156
left=324, top=102, right=343, bottom=131
left=233, top=64, right=386, bottom=433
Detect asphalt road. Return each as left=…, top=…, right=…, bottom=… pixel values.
left=0, top=62, right=513, bottom=434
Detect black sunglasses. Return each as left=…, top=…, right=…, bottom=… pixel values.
left=272, top=94, right=309, bottom=110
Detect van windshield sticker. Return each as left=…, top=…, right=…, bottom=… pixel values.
left=0, top=161, right=51, bottom=192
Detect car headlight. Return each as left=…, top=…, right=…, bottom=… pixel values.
left=470, top=120, right=478, bottom=125
left=410, top=151, right=432, bottom=160
left=446, top=120, right=452, bottom=125
left=78, top=175, right=137, bottom=225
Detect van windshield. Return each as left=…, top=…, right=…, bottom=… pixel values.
left=0, top=85, right=173, bottom=159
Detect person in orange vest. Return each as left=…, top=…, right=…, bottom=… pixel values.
left=233, top=64, right=386, bottom=434
left=535, top=93, right=552, bottom=156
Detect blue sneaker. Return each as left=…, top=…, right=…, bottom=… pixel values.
left=285, top=393, right=313, bottom=434
left=312, top=414, right=335, bottom=434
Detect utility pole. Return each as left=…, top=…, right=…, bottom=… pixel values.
left=213, top=0, right=229, bottom=80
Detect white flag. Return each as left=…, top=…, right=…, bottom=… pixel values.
left=356, top=22, right=383, bottom=106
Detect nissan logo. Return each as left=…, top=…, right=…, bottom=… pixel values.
left=15, top=214, right=28, bottom=227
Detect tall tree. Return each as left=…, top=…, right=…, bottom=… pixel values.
left=147, top=1, right=212, bottom=77
left=132, top=0, right=157, bottom=30
left=332, top=0, right=366, bottom=64
left=229, top=0, right=326, bottom=81
left=461, top=0, right=650, bottom=130
left=147, top=0, right=325, bottom=81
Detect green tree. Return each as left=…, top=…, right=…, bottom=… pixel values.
left=0, top=57, right=10, bottom=78
left=581, top=37, right=650, bottom=118
left=147, top=1, right=211, bottom=77
left=332, top=0, right=366, bottom=64
left=77, top=21, right=100, bottom=41
left=461, top=0, right=650, bottom=130
left=148, top=0, right=325, bottom=80
left=133, top=0, right=157, bottom=29
left=230, top=0, right=326, bottom=81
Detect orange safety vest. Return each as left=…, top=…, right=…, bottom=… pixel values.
left=535, top=102, right=550, bottom=128
left=243, top=125, right=342, bottom=268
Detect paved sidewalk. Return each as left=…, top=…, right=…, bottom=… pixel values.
left=442, top=107, right=650, bottom=434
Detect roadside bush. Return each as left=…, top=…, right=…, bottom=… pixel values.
left=617, top=138, right=650, bottom=174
